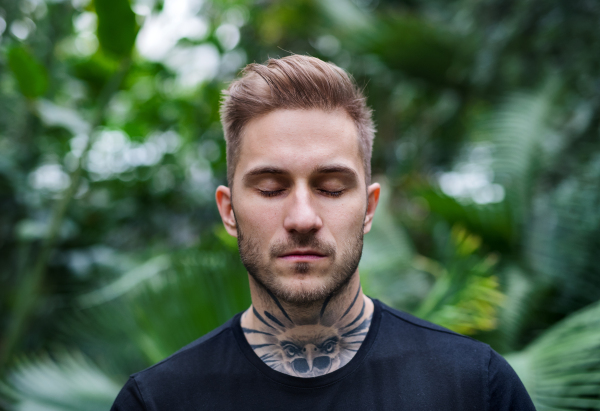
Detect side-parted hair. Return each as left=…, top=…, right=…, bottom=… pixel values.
left=219, top=55, right=375, bottom=187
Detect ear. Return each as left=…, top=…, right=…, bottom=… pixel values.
left=363, top=182, right=381, bottom=234
left=215, top=185, right=238, bottom=237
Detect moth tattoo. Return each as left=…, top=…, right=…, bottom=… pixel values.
left=243, top=286, right=372, bottom=377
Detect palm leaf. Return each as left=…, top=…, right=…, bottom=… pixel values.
left=506, top=299, right=600, bottom=411
left=415, top=225, right=504, bottom=334
left=0, top=351, right=120, bottom=411
left=481, top=89, right=554, bottom=221
left=126, top=242, right=250, bottom=363
left=524, top=152, right=600, bottom=314
left=75, top=230, right=251, bottom=365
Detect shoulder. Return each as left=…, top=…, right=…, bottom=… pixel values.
left=132, top=315, right=239, bottom=385
left=374, top=300, right=493, bottom=366
left=371, top=301, right=535, bottom=409
left=377, top=300, right=487, bottom=345
left=111, top=316, right=241, bottom=409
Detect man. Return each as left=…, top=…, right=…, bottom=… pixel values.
left=112, top=55, right=535, bottom=410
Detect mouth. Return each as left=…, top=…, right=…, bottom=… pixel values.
left=279, top=249, right=327, bottom=262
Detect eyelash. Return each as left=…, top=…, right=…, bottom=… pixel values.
left=319, top=189, right=343, bottom=197
left=259, top=190, right=284, bottom=197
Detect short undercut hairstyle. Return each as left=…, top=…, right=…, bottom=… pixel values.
left=220, top=55, right=375, bottom=187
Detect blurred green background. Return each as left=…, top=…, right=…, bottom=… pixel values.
left=1, top=0, right=600, bottom=409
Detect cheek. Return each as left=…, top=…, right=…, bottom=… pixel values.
left=323, top=200, right=366, bottom=236
left=235, top=198, right=282, bottom=239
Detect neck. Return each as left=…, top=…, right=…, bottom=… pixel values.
left=240, top=272, right=374, bottom=378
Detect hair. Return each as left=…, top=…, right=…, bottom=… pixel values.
left=220, top=55, right=375, bottom=187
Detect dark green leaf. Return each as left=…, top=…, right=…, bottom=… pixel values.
left=70, top=51, right=120, bottom=93
left=94, top=0, right=138, bottom=58
left=7, top=46, right=48, bottom=99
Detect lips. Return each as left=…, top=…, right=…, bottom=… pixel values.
left=279, top=249, right=327, bottom=261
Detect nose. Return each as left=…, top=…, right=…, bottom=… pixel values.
left=283, top=185, right=323, bottom=234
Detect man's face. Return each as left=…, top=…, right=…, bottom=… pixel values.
left=217, top=109, right=379, bottom=304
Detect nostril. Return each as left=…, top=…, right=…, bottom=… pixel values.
left=292, top=358, right=309, bottom=373
left=313, top=356, right=331, bottom=370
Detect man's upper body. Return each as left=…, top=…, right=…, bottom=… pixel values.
left=112, top=55, right=535, bottom=410
left=112, top=300, right=533, bottom=411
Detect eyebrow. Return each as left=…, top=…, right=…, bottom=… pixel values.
left=312, top=165, right=358, bottom=179
left=242, top=164, right=359, bottom=183
left=242, top=167, right=288, bottom=183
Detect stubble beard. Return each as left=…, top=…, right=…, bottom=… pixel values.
left=236, top=222, right=364, bottom=305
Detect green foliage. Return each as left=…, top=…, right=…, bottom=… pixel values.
left=94, top=0, right=138, bottom=58
left=7, top=46, right=48, bottom=99
left=1, top=235, right=249, bottom=409
left=415, top=226, right=504, bottom=335
left=71, top=52, right=121, bottom=93
left=1, top=352, right=120, bottom=411
left=506, top=300, right=600, bottom=410
left=362, top=184, right=505, bottom=334
left=415, top=186, right=515, bottom=252
left=483, top=90, right=554, bottom=219
left=358, top=14, right=471, bottom=87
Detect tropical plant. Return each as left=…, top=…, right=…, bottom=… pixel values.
left=1, top=0, right=600, bottom=409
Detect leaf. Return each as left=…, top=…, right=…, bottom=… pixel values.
left=415, top=185, right=515, bottom=253
left=7, top=46, right=48, bottom=99
left=506, top=299, right=600, bottom=411
left=71, top=234, right=251, bottom=366
left=480, top=90, right=553, bottom=219
left=94, top=0, right=138, bottom=58
left=423, top=273, right=504, bottom=334
left=415, top=226, right=504, bottom=335
left=1, top=352, right=121, bottom=411
left=128, top=244, right=251, bottom=363
left=525, top=152, right=600, bottom=314
left=77, top=255, right=172, bottom=307
left=71, top=51, right=121, bottom=92
left=493, top=265, right=543, bottom=352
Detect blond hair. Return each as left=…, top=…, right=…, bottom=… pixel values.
left=220, top=55, right=375, bottom=186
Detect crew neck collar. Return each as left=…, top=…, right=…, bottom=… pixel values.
left=232, top=298, right=383, bottom=388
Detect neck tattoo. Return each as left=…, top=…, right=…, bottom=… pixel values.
left=241, top=285, right=373, bottom=378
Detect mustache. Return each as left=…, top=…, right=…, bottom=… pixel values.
left=269, top=233, right=336, bottom=258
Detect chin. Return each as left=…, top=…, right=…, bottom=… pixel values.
left=263, top=268, right=350, bottom=304
left=278, top=278, right=331, bottom=303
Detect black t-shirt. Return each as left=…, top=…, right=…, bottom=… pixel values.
left=111, top=299, right=536, bottom=410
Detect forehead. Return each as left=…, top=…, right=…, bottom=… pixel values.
left=236, top=109, right=362, bottom=178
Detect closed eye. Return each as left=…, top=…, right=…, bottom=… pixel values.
left=319, top=189, right=344, bottom=198
left=258, top=189, right=285, bottom=197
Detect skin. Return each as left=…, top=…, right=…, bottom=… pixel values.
left=216, top=109, right=380, bottom=377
